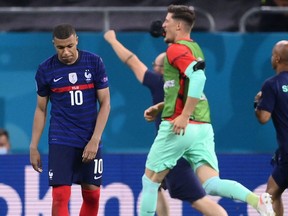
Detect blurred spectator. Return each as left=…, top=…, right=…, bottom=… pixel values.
left=258, top=0, right=288, bottom=31
left=0, top=128, right=10, bottom=154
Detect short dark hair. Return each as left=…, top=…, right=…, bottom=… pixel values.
left=167, top=5, right=196, bottom=30
left=52, top=24, right=76, bottom=39
left=0, top=128, right=9, bottom=139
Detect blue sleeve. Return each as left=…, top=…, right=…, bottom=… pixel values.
left=258, top=79, right=275, bottom=113
left=94, top=56, right=109, bottom=90
left=143, top=70, right=164, bottom=105
left=35, top=65, right=50, bottom=97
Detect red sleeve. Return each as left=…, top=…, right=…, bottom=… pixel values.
left=166, top=43, right=197, bottom=75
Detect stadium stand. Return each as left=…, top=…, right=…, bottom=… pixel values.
left=0, top=0, right=260, bottom=32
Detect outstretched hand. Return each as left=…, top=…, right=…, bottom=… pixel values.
left=104, top=30, right=116, bottom=43
left=144, top=105, right=159, bottom=122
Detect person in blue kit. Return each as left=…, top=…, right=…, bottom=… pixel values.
left=254, top=40, right=288, bottom=216
left=104, top=29, right=227, bottom=216
left=30, top=24, right=110, bottom=216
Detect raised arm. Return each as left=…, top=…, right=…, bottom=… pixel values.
left=104, top=30, right=148, bottom=83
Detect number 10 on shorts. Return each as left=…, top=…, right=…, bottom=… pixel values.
left=94, top=159, right=103, bottom=175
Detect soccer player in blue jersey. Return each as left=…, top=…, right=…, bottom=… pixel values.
left=104, top=30, right=227, bottom=216
left=29, top=24, right=110, bottom=216
left=138, top=5, right=274, bottom=216
left=254, top=40, right=288, bottom=216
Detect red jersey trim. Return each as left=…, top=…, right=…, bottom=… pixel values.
left=51, top=83, right=95, bottom=93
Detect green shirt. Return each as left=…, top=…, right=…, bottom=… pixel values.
left=162, top=40, right=211, bottom=123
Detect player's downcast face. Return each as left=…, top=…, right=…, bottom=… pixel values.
left=53, top=34, right=79, bottom=65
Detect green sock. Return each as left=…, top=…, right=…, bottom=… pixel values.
left=203, top=176, right=253, bottom=203
left=246, top=192, right=259, bottom=209
left=140, top=174, right=161, bottom=216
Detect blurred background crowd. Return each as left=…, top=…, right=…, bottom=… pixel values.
left=0, top=0, right=287, bottom=32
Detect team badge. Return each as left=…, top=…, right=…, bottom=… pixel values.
left=49, top=169, right=54, bottom=180
left=69, top=72, right=78, bottom=84
left=85, top=69, right=92, bottom=82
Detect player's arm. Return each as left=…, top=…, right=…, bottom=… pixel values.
left=104, top=30, right=148, bottom=83
left=255, top=109, right=271, bottom=124
left=30, top=95, right=48, bottom=173
left=82, top=87, right=110, bottom=162
left=144, top=101, right=164, bottom=122
left=173, top=61, right=205, bottom=135
left=92, top=87, right=110, bottom=143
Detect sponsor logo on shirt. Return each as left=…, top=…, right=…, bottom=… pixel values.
left=164, top=80, right=175, bottom=89
left=53, top=77, right=63, bottom=82
left=282, top=85, right=288, bottom=92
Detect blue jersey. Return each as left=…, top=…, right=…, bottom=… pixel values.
left=35, top=50, right=109, bottom=148
left=142, top=70, right=164, bottom=132
left=258, top=71, right=288, bottom=154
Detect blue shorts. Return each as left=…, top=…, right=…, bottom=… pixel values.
left=165, top=157, right=206, bottom=203
left=271, top=151, right=288, bottom=189
left=48, top=144, right=103, bottom=186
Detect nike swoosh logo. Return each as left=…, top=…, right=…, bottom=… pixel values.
left=53, top=77, right=63, bottom=82
left=94, top=175, right=102, bottom=180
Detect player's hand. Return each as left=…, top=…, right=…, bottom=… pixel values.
left=30, top=147, right=43, bottom=173
left=144, top=105, right=159, bottom=122
left=254, top=91, right=262, bottom=102
left=171, top=115, right=189, bottom=135
left=254, top=91, right=262, bottom=109
left=104, top=30, right=116, bottom=43
left=82, top=141, right=98, bottom=163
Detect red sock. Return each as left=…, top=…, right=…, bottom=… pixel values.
left=79, top=188, right=100, bottom=216
left=52, top=186, right=71, bottom=216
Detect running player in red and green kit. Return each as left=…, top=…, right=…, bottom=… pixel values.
left=140, top=5, right=275, bottom=216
